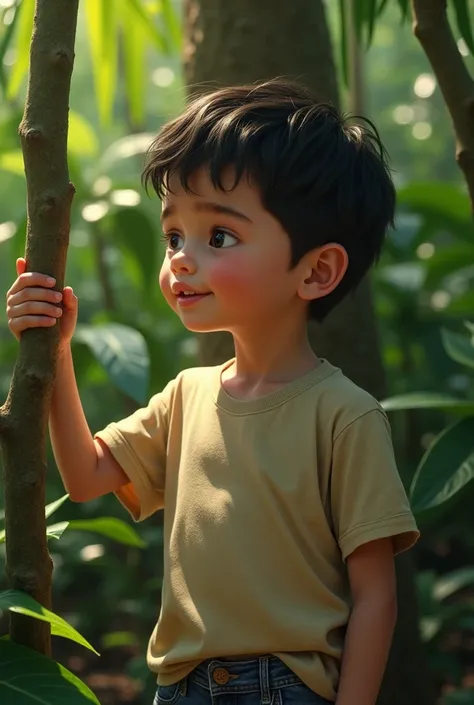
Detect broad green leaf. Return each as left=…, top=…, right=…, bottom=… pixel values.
left=338, top=0, right=349, bottom=87
left=0, top=150, right=24, bottom=175
left=68, top=112, right=99, bottom=157
left=381, top=393, right=474, bottom=415
left=7, top=0, right=34, bottom=98
left=0, top=530, right=4, bottom=544
left=108, top=207, right=158, bottom=296
left=45, top=493, right=69, bottom=520
left=121, top=0, right=146, bottom=126
left=47, top=521, right=70, bottom=541
left=442, top=328, right=474, bottom=369
left=68, top=517, right=146, bottom=547
left=0, top=589, right=99, bottom=655
left=102, top=630, right=140, bottom=648
left=410, top=417, right=474, bottom=513
left=0, top=639, right=100, bottom=704
left=398, top=182, right=471, bottom=227
left=160, top=0, right=182, bottom=49
left=100, top=132, right=154, bottom=168
left=452, top=0, right=474, bottom=55
left=85, top=0, right=118, bottom=125
left=366, top=0, right=378, bottom=45
left=0, top=1, right=21, bottom=95
left=424, top=242, right=474, bottom=288
left=125, top=0, right=167, bottom=52
left=377, top=0, right=390, bottom=18
left=434, top=567, right=474, bottom=601
left=446, top=290, right=474, bottom=316
left=397, top=0, right=409, bottom=21
left=74, top=323, right=150, bottom=404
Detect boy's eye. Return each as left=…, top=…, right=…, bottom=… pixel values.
left=162, top=232, right=183, bottom=250
left=210, top=228, right=238, bottom=248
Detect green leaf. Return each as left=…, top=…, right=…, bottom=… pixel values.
left=434, top=567, right=474, bottom=601
left=160, top=0, right=182, bottom=49
left=109, top=207, right=158, bottom=296
left=0, top=149, right=24, bottom=175
left=85, top=0, right=118, bottom=125
left=68, top=517, right=146, bottom=548
left=124, top=0, right=167, bottom=52
left=366, top=0, right=378, bottom=45
left=68, top=111, right=99, bottom=157
left=381, top=393, right=474, bottom=415
left=0, top=589, right=99, bottom=655
left=397, top=0, right=410, bottom=21
left=398, top=181, right=471, bottom=228
left=338, top=0, right=349, bottom=87
left=424, top=242, right=474, bottom=288
left=7, top=0, right=34, bottom=98
left=410, top=416, right=474, bottom=513
left=73, top=323, right=150, bottom=404
left=45, top=494, right=69, bottom=520
left=442, top=328, right=474, bottom=369
left=47, top=521, right=70, bottom=541
left=0, top=639, right=100, bottom=704
left=452, top=0, right=474, bottom=55
left=101, top=630, right=140, bottom=648
left=0, top=1, right=21, bottom=96
left=0, top=530, right=4, bottom=544
left=121, top=0, right=146, bottom=126
left=100, top=132, right=154, bottom=168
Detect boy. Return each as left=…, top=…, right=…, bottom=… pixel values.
left=6, top=79, right=419, bottom=705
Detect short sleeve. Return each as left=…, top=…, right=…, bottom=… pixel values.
left=330, top=409, right=419, bottom=560
left=94, top=379, right=175, bottom=522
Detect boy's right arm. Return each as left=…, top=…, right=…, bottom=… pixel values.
left=50, top=346, right=129, bottom=502
left=6, top=258, right=128, bottom=502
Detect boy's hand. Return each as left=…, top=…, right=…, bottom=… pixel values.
left=6, top=257, right=78, bottom=351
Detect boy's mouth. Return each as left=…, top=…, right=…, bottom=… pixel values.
left=176, top=290, right=212, bottom=306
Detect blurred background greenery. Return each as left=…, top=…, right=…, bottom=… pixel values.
left=1, top=1, right=474, bottom=704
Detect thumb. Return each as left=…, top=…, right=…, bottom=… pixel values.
left=62, top=286, right=78, bottom=311
left=16, top=257, right=26, bottom=277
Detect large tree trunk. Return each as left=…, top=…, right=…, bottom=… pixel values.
left=182, top=2, right=435, bottom=704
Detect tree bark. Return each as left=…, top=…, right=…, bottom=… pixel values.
left=411, top=0, right=474, bottom=212
left=183, top=1, right=435, bottom=704
left=0, top=0, right=78, bottom=655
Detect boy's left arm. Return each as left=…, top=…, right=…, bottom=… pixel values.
left=336, top=537, right=397, bottom=705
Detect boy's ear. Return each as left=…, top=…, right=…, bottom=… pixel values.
left=297, top=244, right=348, bottom=302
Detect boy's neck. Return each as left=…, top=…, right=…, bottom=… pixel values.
left=222, top=325, right=319, bottom=398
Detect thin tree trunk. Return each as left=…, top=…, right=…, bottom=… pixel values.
left=0, top=0, right=78, bottom=655
left=183, top=1, right=435, bottom=704
left=411, top=0, right=474, bottom=212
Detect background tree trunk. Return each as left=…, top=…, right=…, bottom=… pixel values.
left=182, top=1, right=435, bottom=704
left=0, top=0, right=78, bottom=655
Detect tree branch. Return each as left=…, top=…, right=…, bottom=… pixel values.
left=411, top=0, right=474, bottom=211
left=0, top=0, right=79, bottom=655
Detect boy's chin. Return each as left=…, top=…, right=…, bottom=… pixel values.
left=177, top=315, right=232, bottom=335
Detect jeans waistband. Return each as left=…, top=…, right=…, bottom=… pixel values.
left=190, top=655, right=301, bottom=702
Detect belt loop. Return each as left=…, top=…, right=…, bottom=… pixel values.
left=259, top=656, right=271, bottom=704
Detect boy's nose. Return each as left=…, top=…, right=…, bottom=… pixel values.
left=170, top=250, right=197, bottom=275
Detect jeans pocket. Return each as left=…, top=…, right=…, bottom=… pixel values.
left=154, top=680, right=184, bottom=704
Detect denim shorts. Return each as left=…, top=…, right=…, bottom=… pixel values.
left=153, top=655, right=333, bottom=704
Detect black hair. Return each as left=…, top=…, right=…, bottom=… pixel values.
left=142, top=78, right=395, bottom=321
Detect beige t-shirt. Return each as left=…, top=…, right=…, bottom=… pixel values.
left=95, top=359, right=419, bottom=700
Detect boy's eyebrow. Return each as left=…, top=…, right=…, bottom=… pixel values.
left=161, top=201, right=253, bottom=223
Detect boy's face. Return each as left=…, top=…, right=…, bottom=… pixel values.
left=159, top=167, right=306, bottom=335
